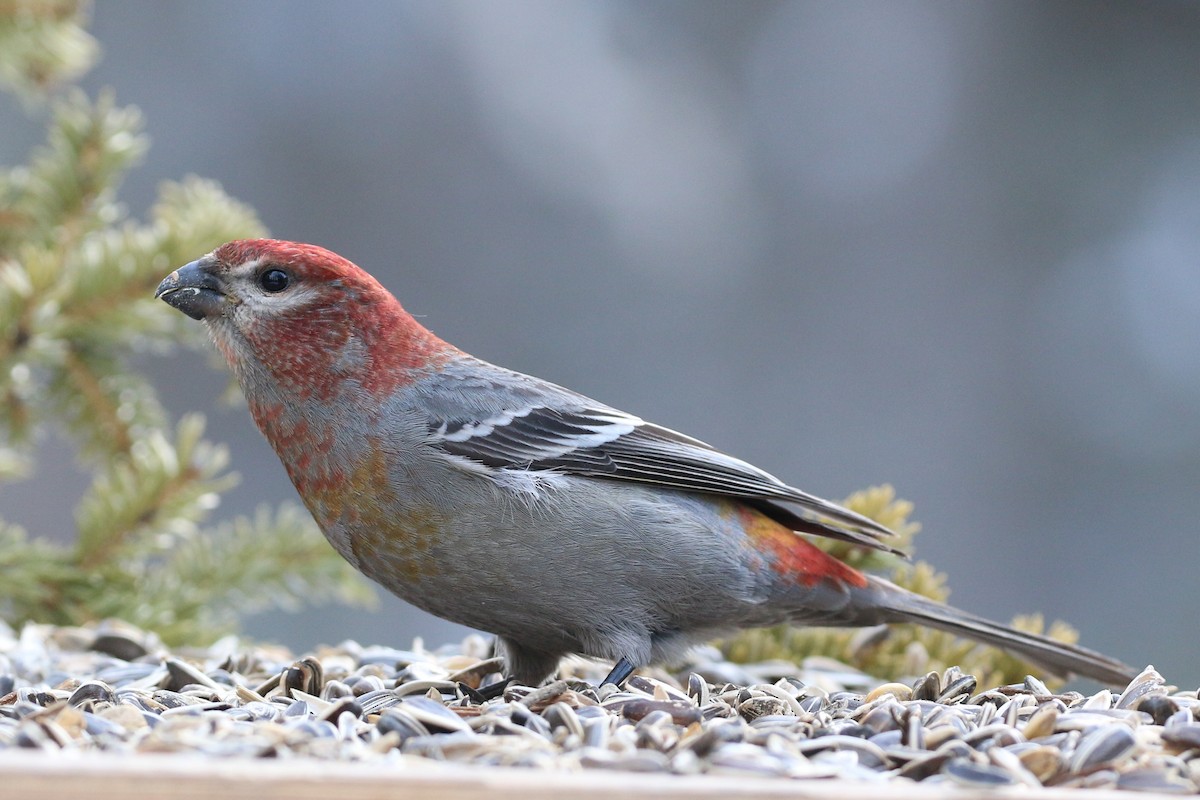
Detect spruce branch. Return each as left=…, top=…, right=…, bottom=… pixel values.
left=0, top=520, right=76, bottom=620
left=0, top=93, right=264, bottom=454
left=0, top=0, right=96, bottom=96
left=74, top=414, right=234, bottom=570
left=0, top=6, right=375, bottom=645
left=53, top=344, right=138, bottom=456
left=127, top=505, right=379, bottom=643
left=26, top=89, right=145, bottom=249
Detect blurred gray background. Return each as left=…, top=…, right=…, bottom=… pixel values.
left=3, top=1, right=1198, bottom=685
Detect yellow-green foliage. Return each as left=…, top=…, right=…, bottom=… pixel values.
left=0, top=2, right=375, bottom=644
left=0, top=0, right=97, bottom=96
left=720, top=485, right=1080, bottom=690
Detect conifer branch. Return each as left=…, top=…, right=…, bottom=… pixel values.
left=0, top=4, right=375, bottom=645
left=58, top=344, right=135, bottom=455
left=0, top=0, right=96, bottom=95
left=74, top=415, right=234, bottom=570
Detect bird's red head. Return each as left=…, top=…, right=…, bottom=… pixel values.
left=158, top=239, right=456, bottom=403
left=211, top=239, right=379, bottom=291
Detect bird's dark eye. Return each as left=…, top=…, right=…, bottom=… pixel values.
left=258, top=268, right=290, bottom=293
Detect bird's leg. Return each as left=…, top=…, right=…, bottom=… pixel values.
left=600, top=656, right=637, bottom=688
left=474, top=677, right=514, bottom=701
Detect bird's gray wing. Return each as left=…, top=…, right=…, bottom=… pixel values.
left=419, top=363, right=899, bottom=553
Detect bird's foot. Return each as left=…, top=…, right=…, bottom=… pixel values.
left=599, top=656, right=637, bottom=688
left=473, top=677, right=514, bottom=701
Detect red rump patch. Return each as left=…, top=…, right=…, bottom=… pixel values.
left=735, top=505, right=869, bottom=589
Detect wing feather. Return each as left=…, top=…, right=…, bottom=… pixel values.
left=428, top=397, right=899, bottom=553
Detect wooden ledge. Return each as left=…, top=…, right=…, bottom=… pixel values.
left=0, top=752, right=1177, bottom=800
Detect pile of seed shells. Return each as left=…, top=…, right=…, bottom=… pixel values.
left=1, top=620, right=1198, bottom=794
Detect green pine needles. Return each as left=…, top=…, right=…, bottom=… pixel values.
left=0, top=0, right=374, bottom=644
left=0, top=0, right=97, bottom=96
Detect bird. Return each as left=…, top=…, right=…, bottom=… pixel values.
left=155, top=239, right=1135, bottom=688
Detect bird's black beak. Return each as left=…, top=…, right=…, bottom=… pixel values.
left=155, top=258, right=225, bottom=320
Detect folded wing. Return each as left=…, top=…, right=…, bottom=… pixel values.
left=425, top=379, right=900, bottom=553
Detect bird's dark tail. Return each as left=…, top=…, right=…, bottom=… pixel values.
left=856, top=576, right=1136, bottom=686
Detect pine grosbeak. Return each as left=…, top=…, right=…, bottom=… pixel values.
left=156, top=239, right=1133, bottom=686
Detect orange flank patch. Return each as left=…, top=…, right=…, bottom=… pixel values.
left=296, top=438, right=440, bottom=585
left=734, top=505, right=869, bottom=589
